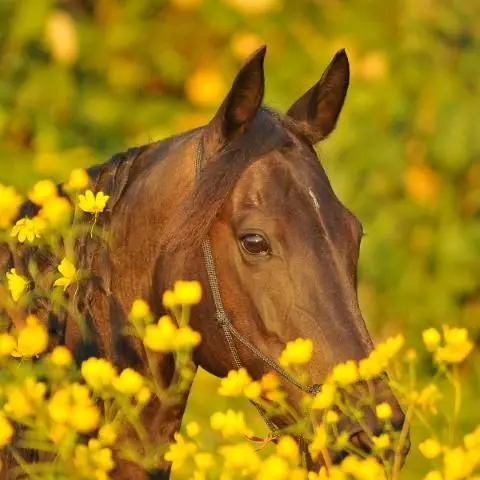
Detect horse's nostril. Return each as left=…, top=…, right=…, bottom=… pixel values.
left=349, top=431, right=372, bottom=454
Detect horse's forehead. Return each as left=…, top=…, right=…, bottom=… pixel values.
left=232, top=149, right=334, bottom=209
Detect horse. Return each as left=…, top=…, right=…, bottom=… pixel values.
left=0, top=46, right=407, bottom=478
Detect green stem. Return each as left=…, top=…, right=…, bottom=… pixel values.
left=450, top=365, right=462, bottom=444
left=391, top=401, right=414, bottom=480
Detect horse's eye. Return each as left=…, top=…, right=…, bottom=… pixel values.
left=240, top=234, right=271, bottom=256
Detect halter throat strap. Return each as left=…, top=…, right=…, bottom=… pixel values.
left=194, top=137, right=319, bottom=413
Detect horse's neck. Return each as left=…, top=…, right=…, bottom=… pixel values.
left=65, top=134, right=200, bottom=445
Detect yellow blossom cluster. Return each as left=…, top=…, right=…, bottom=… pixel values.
left=163, top=280, right=203, bottom=307
left=164, top=432, right=198, bottom=472
left=218, top=369, right=284, bottom=402
left=74, top=439, right=115, bottom=480
left=143, top=314, right=201, bottom=353
left=0, top=166, right=479, bottom=480
left=421, top=426, right=480, bottom=480
left=314, top=455, right=388, bottom=480
left=423, top=326, right=474, bottom=364
left=4, top=377, right=47, bottom=419
left=48, top=383, right=101, bottom=436
left=81, top=357, right=151, bottom=403
left=358, top=334, right=405, bottom=381
left=11, top=315, right=49, bottom=358
left=279, top=338, right=313, bottom=368
left=5, top=268, right=29, bottom=302
left=210, top=409, right=252, bottom=438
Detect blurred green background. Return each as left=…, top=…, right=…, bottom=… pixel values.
left=1, top=0, right=479, bottom=477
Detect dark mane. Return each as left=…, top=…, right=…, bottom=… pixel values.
left=160, top=107, right=294, bottom=253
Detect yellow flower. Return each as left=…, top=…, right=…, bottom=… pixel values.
left=48, top=388, right=71, bottom=423
left=419, top=438, right=442, bottom=459
left=435, top=326, right=473, bottom=364
left=376, top=334, right=405, bottom=361
left=444, top=447, right=474, bottom=480
left=218, top=368, right=253, bottom=397
left=422, top=328, right=441, bottom=352
left=423, top=471, right=443, bottom=480
left=260, top=372, right=284, bottom=402
left=194, top=452, right=214, bottom=471
left=0, top=334, right=16, bottom=356
left=162, top=289, right=177, bottom=308
left=136, top=386, right=152, bottom=405
left=67, top=168, right=90, bottom=190
left=372, top=434, right=391, bottom=451
left=210, top=410, right=251, bottom=438
left=317, top=466, right=345, bottom=480
left=346, top=457, right=386, bottom=480
left=11, top=217, right=44, bottom=243
left=28, top=179, right=57, bottom=205
left=244, top=381, right=262, bottom=399
left=0, top=184, right=22, bottom=229
left=309, top=425, right=327, bottom=461
left=143, top=315, right=177, bottom=352
left=173, top=280, right=202, bottom=305
left=17, top=315, right=49, bottom=357
left=332, top=360, right=359, bottom=386
left=99, top=424, right=117, bottom=446
left=279, top=338, right=313, bottom=368
left=312, top=383, right=336, bottom=410
left=53, top=257, right=77, bottom=290
left=73, top=440, right=115, bottom=479
left=464, top=425, right=480, bottom=450
left=130, top=299, right=151, bottom=320
left=186, top=421, right=201, bottom=438
left=277, top=436, right=299, bottom=462
left=0, top=413, right=14, bottom=448
left=4, top=377, right=46, bottom=418
left=81, top=357, right=117, bottom=391
left=358, top=352, right=386, bottom=380
left=220, top=442, right=261, bottom=473
left=325, top=410, right=339, bottom=424
left=70, top=404, right=101, bottom=433
left=39, top=196, right=72, bottom=226
left=164, top=432, right=197, bottom=472
left=78, top=190, right=109, bottom=214
left=174, top=326, right=202, bottom=350
left=256, top=455, right=290, bottom=480
left=376, top=402, right=393, bottom=420
left=50, top=346, right=73, bottom=366
left=291, top=468, right=308, bottom=480
left=112, top=368, right=144, bottom=395
left=6, top=268, right=28, bottom=302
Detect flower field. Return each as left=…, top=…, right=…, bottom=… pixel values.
left=0, top=177, right=478, bottom=479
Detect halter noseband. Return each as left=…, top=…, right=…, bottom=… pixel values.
left=194, top=136, right=319, bottom=432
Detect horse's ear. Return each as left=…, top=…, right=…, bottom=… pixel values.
left=287, top=49, right=349, bottom=144
left=207, top=46, right=266, bottom=150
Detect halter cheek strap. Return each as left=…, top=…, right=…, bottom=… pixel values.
left=194, top=136, right=319, bottom=432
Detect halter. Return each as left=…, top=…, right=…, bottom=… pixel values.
left=194, top=136, right=319, bottom=433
